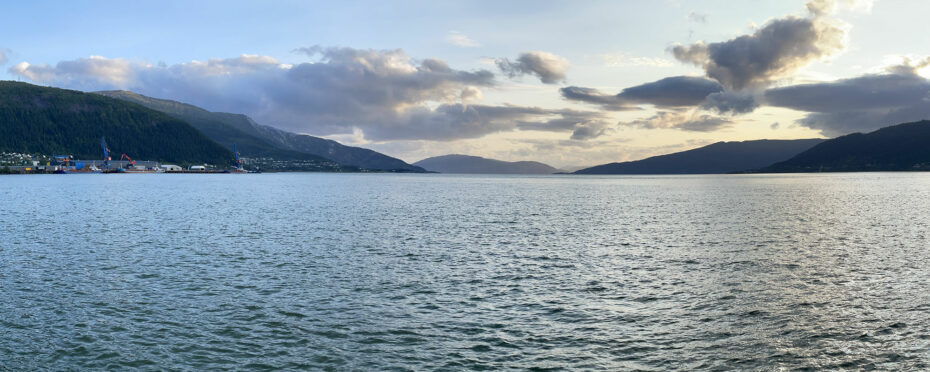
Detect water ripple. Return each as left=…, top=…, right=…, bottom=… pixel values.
left=2, top=173, right=930, bottom=370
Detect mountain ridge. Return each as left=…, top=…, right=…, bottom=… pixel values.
left=414, top=154, right=559, bottom=174
left=95, top=90, right=425, bottom=172
left=575, top=139, right=826, bottom=174
left=756, top=120, right=930, bottom=172
left=0, top=81, right=234, bottom=166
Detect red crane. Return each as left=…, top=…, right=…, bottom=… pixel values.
left=120, top=154, right=136, bottom=167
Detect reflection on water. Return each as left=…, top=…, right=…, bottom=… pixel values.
left=1, top=173, right=929, bottom=370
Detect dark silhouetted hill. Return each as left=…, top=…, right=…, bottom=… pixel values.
left=96, top=90, right=424, bottom=172
left=757, top=120, right=930, bottom=172
left=0, top=81, right=232, bottom=166
left=251, top=124, right=425, bottom=172
left=414, top=154, right=559, bottom=174
left=575, top=139, right=825, bottom=174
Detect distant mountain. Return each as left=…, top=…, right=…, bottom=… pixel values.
left=0, top=81, right=232, bottom=166
left=95, top=90, right=425, bottom=172
left=247, top=124, right=424, bottom=172
left=757, top=120, right=930, bottom=172
left=414, top=154, right=559, bottom=174
left=575, top=139, right=825, bottom=174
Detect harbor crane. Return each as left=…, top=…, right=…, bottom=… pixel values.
left=101, top=137, right=111, bottom=169
left=120, top=153, right=136, bottom=168
left=233, top=143, right=243, bottom=171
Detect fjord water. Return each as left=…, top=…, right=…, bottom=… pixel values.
left=2, top=173, right=930, bottom=370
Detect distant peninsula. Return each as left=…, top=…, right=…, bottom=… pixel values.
left=414, top=154, right=559, bottom=174
left=575, top=139, right=825, bottom=174
left=755, top=120, right=930, bottom=172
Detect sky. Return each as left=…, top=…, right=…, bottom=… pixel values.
left=3, top=0, right=929, bottom=168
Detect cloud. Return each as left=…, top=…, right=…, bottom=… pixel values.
left=807, top=0, right=874, bottom=16
left=560, top=86, right=630, bottom=111
left=764, top=58, right=930, bottom=136
left=701, top=91, right=759, bottom=114
left=10, top=48, right=606, bottom=141
left=670, top=12, right=846, bottom=89
left=619, top=76, right=723, bottom=106
left=0, top=48, right=9, bottom=65
left=569, top=121, right=612, bottom=140
left=10, top=56, right=141, bottom=87
left=446, top=31, right=480, bottom=47
left=360, top=104, right=606, bottom=141
left=600, top=53, right=674, bottom=67
left=512, top=108, right=612, bottom=140
left=765, top=74, right=929, bottom=113
left=497, top=51, right=569, bottom=84
left=806, top=0, right=836, bottom=16
left=883, top=55, right=930, bottom=76
left=843, top=0, right=875, bottom=13
left=10, top=54, right=284, bottom=93
left=688, top=12, right=708, bottom=23
left=624, top=111, right=733, bottom=132
left=561, top=75, right=723, bottom=110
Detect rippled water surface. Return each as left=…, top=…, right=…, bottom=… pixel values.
left=2, top=173, right=930, bottom=370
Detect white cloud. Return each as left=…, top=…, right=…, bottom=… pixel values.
left=807, top=0, right=874, bottom=15
left=10, top=56, right=142, bottom=87
left=600, top=53, right=674, bottom=67
left=445, top=31, right=480, bottom=47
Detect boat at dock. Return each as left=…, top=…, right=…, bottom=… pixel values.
left=56, top=165, right=102, bottom=174
left=118, top=165, right=164, bottom=174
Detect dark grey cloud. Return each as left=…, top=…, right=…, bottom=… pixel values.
left=560, top=86, right=630, bottom=110
left=701, top=91, right=759, bottom=114
left=624, top=111, right=733, bottom=132
left=570, top=122, right=611, bottom=140
left=514, top=108, right=612, bottom=140
left=765, top=73, right=930, bottom=112
left=562, top=76, right=752, bottom=131
left=594, top=0, right=870, bottom=132
left=671, top=15, right=845, bottom=90
left=620, top=76, right=723, bottom=106
left=561, top=75, right=723, bottom=110
left=362, top=104, right=607, bottom=141
left=673, top=117, right=732, bottom=132
left=883, top=56, right=930, bottom=76
left=764, top=62, right=930, bottom=136
left=9, top=48, right=604, bottom=141
left=357, top=104, right=538, bottom=141
left=497, top=51, right=569, bottom=84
